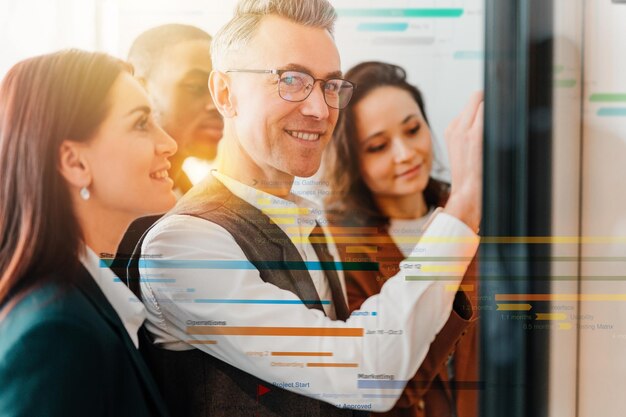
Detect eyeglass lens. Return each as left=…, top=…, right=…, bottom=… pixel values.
left=278, top=71, right=354, bottom=109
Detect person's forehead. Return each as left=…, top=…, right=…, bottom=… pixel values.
left=246, top=15, right=341, bottom=77
left=155, top=39, right=212, bottom=78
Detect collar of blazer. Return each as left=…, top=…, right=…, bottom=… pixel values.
left=73, top=264, right=170, bottom=417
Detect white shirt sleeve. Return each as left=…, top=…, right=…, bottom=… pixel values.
left=140, top=212, right=479, bottom=412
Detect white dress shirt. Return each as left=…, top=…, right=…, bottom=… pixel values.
left=139, top=171, right=479, bottom=412
left=80, top=246, right=146, bottom=347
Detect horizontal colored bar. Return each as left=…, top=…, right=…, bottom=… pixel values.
left=307, top=362, right=358, bottom=368
left=446, top=284, right=474, bottom=292
left=496, top=304, right=532, bottom=311
left=346, top=246, right=378, bottom=253
left=272, top=352, right=333, bottom=357
left=453, top=50, right=484, bottom=60
left=186, top=340, right=217, bottom=344
left=269, top=217, right=295, bottom=224
left=554, top=64, right=565, bottom=74
left=559, top=323, right=573, bottom=330
left=404, top=256, right=626, bottom=262
left=262, top=207, right=310, bottom=215
left=358, top=380, right=408, bottom=389
left=496, top=294, right=626, bottom=301
left=357, top=22, right=408, bottom=31
left=113, top=277, right=175, bottom=283
left=193, top=299, right=331, bottom=305
left=555, top=79, right=576, bottom=88
left=535, top=313, right=567, bottom=321
left=597, top=107, right=626, bottom=117
left=421, top=265, right=465, bottom=273
left=137, top=259, right=377, bottom=271
left=409, top=275, right=626, bottom=281
left=337, top=8, right=464, bottom=18
left=304, top=236, right=626, bottom=244
left=590, top=93, right=626, bottom=102
left=287, top=226, right=379, bottom=235
left=257, top=198, right=271, bottom=205
left=186, top=326, right=364, bottom=337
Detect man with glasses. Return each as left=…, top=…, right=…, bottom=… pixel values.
left=132, top=1, right=484, bottom=416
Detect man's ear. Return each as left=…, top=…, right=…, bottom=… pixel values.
left=58, top=140, right=92, bottom=191
left=209, top=70, right=236, bottom=118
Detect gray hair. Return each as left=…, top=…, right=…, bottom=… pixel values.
left=211, top=0, right=336, bottom=70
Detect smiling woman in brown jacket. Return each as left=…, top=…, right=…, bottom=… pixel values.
left=324, top=61, right=479, bottom=417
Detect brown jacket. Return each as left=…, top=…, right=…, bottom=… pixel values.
left=330, top=215, right=479, bottom=417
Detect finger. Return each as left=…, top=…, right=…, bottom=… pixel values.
left=470, top=100, right=484, bottom=134
left=459, top=91, right=484, bottom=130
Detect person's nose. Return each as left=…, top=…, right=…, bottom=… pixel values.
left=155, top=126, right=177, bottom=157
left=391, top=136, right=414, bottom=163
left=299, top=81, right=330, bottom=120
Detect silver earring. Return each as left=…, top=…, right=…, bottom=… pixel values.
left=79, top=186, right=90, bottom=201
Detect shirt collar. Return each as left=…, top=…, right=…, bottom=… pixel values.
left=212, top=171, right=324, bottom=240
left=79, top=245, right=146, bottom=348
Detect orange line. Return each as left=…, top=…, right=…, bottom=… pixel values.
left=306, top=362, right=359, bottom=368
left=495, top=294, right=626, bottom=301
left=185, top=340, right=217, bottom=344
left=186, top=326, right=364, bottom=337
left=272, top=352, right=333, bottom=357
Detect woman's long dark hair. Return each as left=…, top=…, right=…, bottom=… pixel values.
left=324, top=61, right=449, bottom=226
left=0, top=50, right=131, bottom=311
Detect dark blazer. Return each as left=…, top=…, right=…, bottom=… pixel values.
left=0, top=266, right=170, bottom=417
left=329, top=213, right=479, bottom=417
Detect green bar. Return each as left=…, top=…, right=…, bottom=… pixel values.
left=589, top=93, right=626, bottom=102
left=337, top=8, right=464, bottom=18
left=553, top=64, right=564, bottom=74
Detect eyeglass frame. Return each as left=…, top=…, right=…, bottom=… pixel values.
left=224, top=68, right=356, bottom=110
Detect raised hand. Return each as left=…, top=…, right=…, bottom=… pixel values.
left=442, top=91, right=484, bottom=232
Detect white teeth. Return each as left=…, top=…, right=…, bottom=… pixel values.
left=287, top=130, right=320, bottom=141
left=150, top=170, right=169, bottom=179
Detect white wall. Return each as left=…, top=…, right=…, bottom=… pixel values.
left=578, top=0, right=626, bottom=416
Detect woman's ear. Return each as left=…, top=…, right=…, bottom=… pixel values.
left=209, top=70, right=237, bottom=118
left=58, top=140, right=92, bottom=190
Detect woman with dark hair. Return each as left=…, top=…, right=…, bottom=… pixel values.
left=0, top=50, right=176, bottom=416
left=324, top=61, right=479, bottom=417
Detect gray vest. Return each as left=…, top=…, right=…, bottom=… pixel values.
left=129, top=175, right=367, bottom=417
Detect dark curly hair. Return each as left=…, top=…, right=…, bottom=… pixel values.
left=323, top=61, right=449, bottom=226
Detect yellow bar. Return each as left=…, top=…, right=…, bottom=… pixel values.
left=257, top=198, right=271, bottom=205
left=262, top=207, right=310, bottom=215
left=421, top=265, right=466, bottom=273
left=496, top=294, right=626, bottom=302
left=496, top=303, right=533, bottom=311
left=286, top=226, right=379, bottom=235
left=306, top=362, right=359, bottom=368
left=269, top=217, right=296, bottom=225
left=346, top=246, right=378, bottom=254
left=272, top=352, right=333, bottom=357
left=293, top=236, right=626, bottom=244
left=535, top=313, right=567, bottom=321
left=446, top=284, right=475, bottom=292
left=446, top=284, right=476, bottom=292
left=558, top=323, right=573, bottom=330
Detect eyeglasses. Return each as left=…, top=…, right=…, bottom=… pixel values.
left=225, top=69, right=356, bottom=110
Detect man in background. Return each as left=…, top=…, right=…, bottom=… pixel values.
left=112, top=24, right=223, bottom=273
left=128, top=23, right=223, bottom=194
